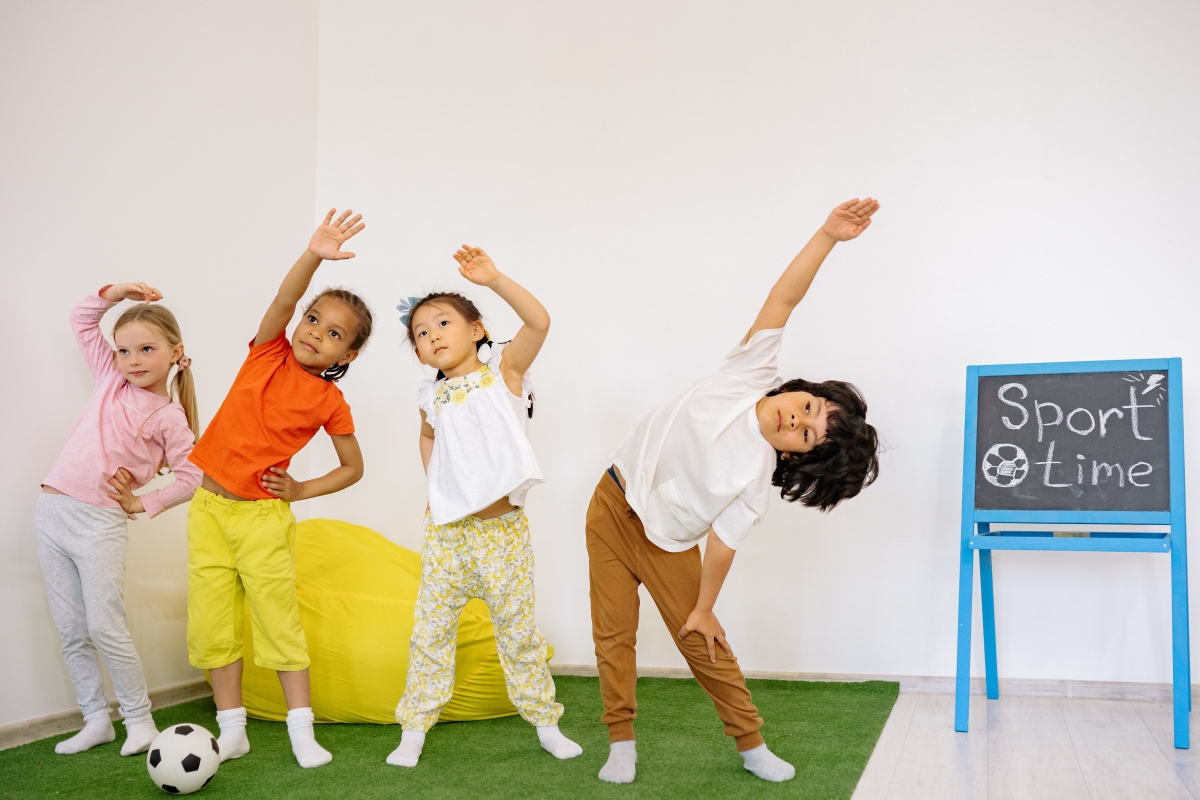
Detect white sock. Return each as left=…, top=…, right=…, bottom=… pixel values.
left=119, top=714, right=158, bottom=756
left=55, top=710, right=115, bottom=754
left=598, top=740, right=637, bottom=783
left=215, top=707, right=250, bottom=762
left=386, top=729, right=426, bottom=767
left=537, top=724, right=583, bottom=760
left=740, top=743, right=795, bottom=782
left=286, top=707, right=331, bottom=769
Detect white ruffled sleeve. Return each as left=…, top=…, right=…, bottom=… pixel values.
left=417, top=378, right=440, bottom=427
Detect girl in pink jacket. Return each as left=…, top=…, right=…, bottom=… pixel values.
left=39, top=282, right=201, bottom=757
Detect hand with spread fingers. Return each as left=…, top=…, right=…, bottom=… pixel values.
left=262, top=466, right=306, bottom=501
left=106, top=467, right=145, bottom=515
left=453, top=245, right=501, bottom=287
left=308, top=208, right=365, bottom=262
left=822, top=197, right=879, bottom=242
left=678, top=608, right=734, bottom=664
left=101, top=283, right=163, bottom=303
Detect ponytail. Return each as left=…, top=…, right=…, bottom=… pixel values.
left=172, top=359, right=200, bottom=442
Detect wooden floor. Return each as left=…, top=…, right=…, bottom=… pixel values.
left=852, top=693, right=1200, bottom=799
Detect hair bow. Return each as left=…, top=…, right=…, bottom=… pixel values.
left=396, top=296, right=422, bottom=327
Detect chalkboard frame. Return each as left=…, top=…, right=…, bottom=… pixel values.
left=956, top=357, right=1190, bottom=748
left=962, top=358, right=1185, bottom=525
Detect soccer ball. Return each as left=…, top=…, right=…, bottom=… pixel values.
left=146, top=723, right=219, bottom=795
left=982, top=443, right=1029, bottom=488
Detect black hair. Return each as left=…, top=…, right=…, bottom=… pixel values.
left=402, top=291, right=534, bottom=417
left=767, top=378, right=879, bottom=511
left=304, top=288, right=374, bottom=382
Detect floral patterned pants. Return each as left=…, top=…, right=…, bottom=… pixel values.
left=396, top=508, right=563, bottom=731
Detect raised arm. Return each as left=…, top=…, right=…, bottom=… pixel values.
left=71, top=283, right=163, bottom=379
left=453, top=246, right=550, bottom=395
left=255, top=209, right=365, bottom=346
left=743, top=198, right=879, bottom=343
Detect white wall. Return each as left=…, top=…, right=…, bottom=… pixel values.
left=0, top=1, right=321, bottom=727
left=309, top=0, right=1200, bottom=683
left=4, top=0, right=1200, bottom=731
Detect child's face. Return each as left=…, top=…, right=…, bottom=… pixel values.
left=113, top=321, right=183, bottom=396
left=755, top=390, right=835, bottom=454
left=291, top=296, right=360, bottom=376
left=411, top=302, right=485, bottom=373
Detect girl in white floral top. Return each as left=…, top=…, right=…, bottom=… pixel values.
left=387, top=246, right=581, bottom=769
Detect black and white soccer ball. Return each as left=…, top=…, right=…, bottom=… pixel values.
left=982, top=443, right=1029, bottom=488
left=146, top=723, right=219, bottom=795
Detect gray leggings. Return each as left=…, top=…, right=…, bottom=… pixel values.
left=35, top=493, right=151, bottom=720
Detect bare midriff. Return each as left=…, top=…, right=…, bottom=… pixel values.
left=471, top=495, right=519, bottom=520
left=41, top=485, right=66, bottom=495
left=202, top=474, right=253, bottom=502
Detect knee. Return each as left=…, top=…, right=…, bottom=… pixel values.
left=496, top=629, right=547, bottom=658
left=58, top=627, right=92, bottom=651
left=88, top=623, right=134, bottom=653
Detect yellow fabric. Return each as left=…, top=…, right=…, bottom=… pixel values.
left=187, top=488, right=309, bottom=671
left=233, top=518, right=546, bottom=724
left=397, top=510, right=562, bottom=731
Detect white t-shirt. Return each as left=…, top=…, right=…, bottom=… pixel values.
left=419, top=346, right=542, bottom=525
left=611, top=328, right=784, bottom=552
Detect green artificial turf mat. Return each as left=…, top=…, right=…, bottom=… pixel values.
left=0, top=676, right=897, bottom=799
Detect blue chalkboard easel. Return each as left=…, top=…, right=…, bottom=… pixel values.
left=954, top=358, right=1190, bottom=747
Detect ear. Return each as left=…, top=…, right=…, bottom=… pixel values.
left=337, top=350, right=360, bottom=367
left=471, top=320, right=485, bottom=343
left=172, top=342, right=185, bottom=364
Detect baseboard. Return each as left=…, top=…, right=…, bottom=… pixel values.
left=0, top=677, right=212, bottom=752
left=549, top=663, right=1200, bottom=703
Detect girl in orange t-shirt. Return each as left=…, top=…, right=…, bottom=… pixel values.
left=185, top=209, right=373, bottom=769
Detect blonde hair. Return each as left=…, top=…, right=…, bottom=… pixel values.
left=113, top=303, right=199, bottom=442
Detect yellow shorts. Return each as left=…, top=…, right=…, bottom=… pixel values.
left=186, top=487, right=309, bottom=671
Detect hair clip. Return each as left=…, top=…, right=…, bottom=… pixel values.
left=396, top=296, right=422, bottom=327
left=177, top=356, right=192, bottom=370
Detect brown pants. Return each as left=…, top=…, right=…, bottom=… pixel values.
left=585, top=471, right=765, bottom=751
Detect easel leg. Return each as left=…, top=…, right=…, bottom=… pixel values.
left=1172, top=534, right=1190, bottom=748
left=955, top=539, right=975, bottom=732
left=979, top=548, right=999, bottom=700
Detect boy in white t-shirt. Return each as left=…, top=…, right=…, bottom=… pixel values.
left=588, top=198, right=882, bottom=784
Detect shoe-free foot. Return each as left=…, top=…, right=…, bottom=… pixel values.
left=598, top=740, right=637, bottom=783
left=119, top=715, right=158, bottom=756
left=537, top=724, right=583, bottom=760
left=741, top=743, right=795, bottom=782
left=55, top=713, right=115, bottom=755
left=386, top=730, right=426, bottom=768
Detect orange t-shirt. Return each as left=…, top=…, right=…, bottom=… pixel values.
left=189, top=333, right=355, bottom=500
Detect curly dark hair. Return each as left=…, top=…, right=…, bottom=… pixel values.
left=768, top=378, right=879, bottom=511
left=304, top=287, right=374, bottom=382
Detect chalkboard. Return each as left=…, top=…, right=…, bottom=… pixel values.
left=974, top=370, right=1170, bottom=512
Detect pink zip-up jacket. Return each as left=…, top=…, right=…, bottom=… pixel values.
left=41, top=291, right=201, bottom=517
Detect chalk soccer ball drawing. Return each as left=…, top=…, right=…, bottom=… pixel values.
left=146, top=723, right=219, bottom=794
left=982, top=443, right=1029, bottom=488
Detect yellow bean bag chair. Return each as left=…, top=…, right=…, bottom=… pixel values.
left=233, top=518, right=548, bottom=723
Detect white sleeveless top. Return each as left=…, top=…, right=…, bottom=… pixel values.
left=419, top=345, right=542, bottom=525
